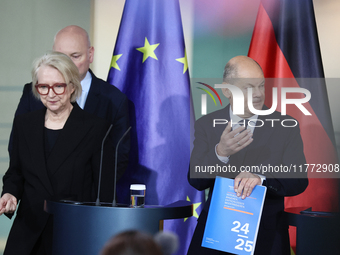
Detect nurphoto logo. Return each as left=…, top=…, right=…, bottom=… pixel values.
left=215, top=84, right=311, bottom=116
left=196, top=82, right=223, bottom=115
left=197, top=82, right=312, bottom=128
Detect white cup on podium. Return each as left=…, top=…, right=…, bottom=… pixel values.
left=130, top=184, right=146, bottom=208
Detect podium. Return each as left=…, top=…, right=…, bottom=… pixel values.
left=284, top=207, right=340, bottom=255
left=45, top=200, right=193, bottom=255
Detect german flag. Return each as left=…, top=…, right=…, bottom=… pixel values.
left=248, top=0, right=339, bottom=252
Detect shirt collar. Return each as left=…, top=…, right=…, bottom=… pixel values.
left=229, top=106, right=259, bottom=131
left=80, top=71, right=92, bottom=93
left=229, top=107, right=258, bottom=121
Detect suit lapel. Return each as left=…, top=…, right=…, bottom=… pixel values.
left=212, top=105, right=230, bottom=140
left=46, top=104, right=93, bottom=177
left=84, top=70, right=100, bottom=115
left=242, top=114, right=275, bottom=166
left=24, top=108, right=54, bottom=196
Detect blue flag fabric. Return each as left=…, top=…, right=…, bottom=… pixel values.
left=107, top=1, right=205, bottom=254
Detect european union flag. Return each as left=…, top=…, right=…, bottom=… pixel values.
left=107, top=1, right=205, bottom=254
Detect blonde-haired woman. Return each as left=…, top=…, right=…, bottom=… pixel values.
left=0, top=51, right=114, bottom=255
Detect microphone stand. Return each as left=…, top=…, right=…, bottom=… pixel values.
left=95, top=124, right=113, bottom=206
left=112, top=126, right=131, bottom=207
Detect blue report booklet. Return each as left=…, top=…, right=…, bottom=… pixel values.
left=202, top=176, right=266, bottom=255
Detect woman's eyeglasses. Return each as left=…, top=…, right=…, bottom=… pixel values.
left=35, top=83, right=67, bottom=95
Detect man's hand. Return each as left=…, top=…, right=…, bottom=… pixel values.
left=216, top=121, right=253, bottom=157
left=234, top=172, right=262, bottom=199
left=0, top=193, right=17, bottom=216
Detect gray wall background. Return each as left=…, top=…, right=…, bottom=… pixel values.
left=0, top=0, right=91, bottom=171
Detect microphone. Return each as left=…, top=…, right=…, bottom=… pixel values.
left=95, top=124, right=113, bottom=206
left=112, top=126, right=131, bottom=207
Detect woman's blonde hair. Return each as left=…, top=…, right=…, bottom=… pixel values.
left=31, top=51, right=81, bottom=102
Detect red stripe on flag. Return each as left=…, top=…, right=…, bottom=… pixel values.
left=248, top=3, right=293, bottom=78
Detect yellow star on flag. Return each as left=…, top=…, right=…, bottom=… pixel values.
left=176, top=49, right=188, bottom=74
left=136, top=37, right=160, bottom=63
left=184, top=196, right=202, bottom=222
left=110, top=54, right=123, bottom=71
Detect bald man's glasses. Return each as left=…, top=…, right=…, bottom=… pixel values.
left=35, top=83, right=67, bottom=95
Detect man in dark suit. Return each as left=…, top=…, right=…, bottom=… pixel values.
left=187, top=56, right=308, bottom=255
left=9, top=25, right=129, bottom=176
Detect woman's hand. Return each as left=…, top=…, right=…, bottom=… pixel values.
left=0, top=193, right=17, bottom=215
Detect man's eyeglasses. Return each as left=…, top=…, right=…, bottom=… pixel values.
left=35, top=83, right=67, bottom=95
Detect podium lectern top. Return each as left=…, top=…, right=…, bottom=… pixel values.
left=45, top=200, right=193, bottom=255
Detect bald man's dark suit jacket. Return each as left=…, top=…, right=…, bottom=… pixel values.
left=187, top=105, right=308, bottom=255
left=9, top=69, right=129, bottom=174
left=2, top=104, right=115, bottom=255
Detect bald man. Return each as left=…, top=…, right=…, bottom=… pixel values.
left=8, top=26, right=129, bottom=198
left=187, top=56, right=308, bottom=255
